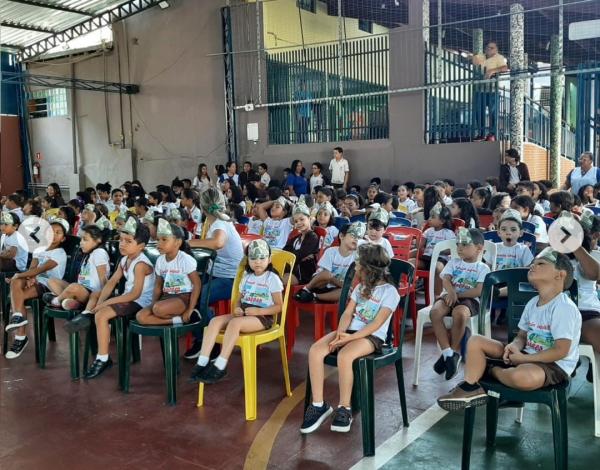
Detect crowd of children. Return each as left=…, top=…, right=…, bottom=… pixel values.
left=1, top=146, right=600, bottom=440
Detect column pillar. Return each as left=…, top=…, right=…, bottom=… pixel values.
left=550, top=34, right=564, bottom=186
left=509, top=3, right=525, bottom=154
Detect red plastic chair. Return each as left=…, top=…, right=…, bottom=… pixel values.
left=452, top=218, right=466, bottom=231
left=385, top=227, right=422, bottom=341
left=234, top=223, right=248, bottom=235
left=478, top=214, right=494, bottom=230
left=240, top=233, right=262, bottom=250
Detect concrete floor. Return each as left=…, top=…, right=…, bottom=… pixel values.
left=1, top=313, right=598, bottom=469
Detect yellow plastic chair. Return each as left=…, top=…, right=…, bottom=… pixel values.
left=197, top=249, right=296, bottom=420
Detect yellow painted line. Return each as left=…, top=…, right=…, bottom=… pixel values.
left=244, top=369, right=335, bottom=470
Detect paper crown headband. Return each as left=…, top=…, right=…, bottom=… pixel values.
left=48, top=217, right=69, bottom=233
left=317, top=201, right=335, bottom=215
left=247, top=239, right=271, bottom=259
left=292, top=199, right=311, bottom=217
left=430, top=202, right=443, bottom=217
left=169, top=208, right=183, bottom=221
left=536, top=247, right=560, bottom=265
left=580, top=208, right=595, bottom=232
left=95, top=216, right=111, bottom=231
left=121, top=216, right=138, bottom=235
left=142, top=210, right=155, bottom=224
left=347, top=222, right=366, bottom=239
left=116, top=206, right=129, bottom=221
left=500, top=208, right=522, bottom=225
left=369, top=206, right=390, bottom=225
left=157, top=218, right=174, bottom=237
left=83, top=204, right=95, bottom=213
left=456, top=227, right=474, bottom=245
left=273, top=197, right=289, bottom=209
left=0, top=212, right=15, bottom=225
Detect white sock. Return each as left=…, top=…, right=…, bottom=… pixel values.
left=442, top=348, right=454, bottom=358
left=11, top=312, right=23, bottom=318
left=312, top=401, right=324, bottom=407
left=197, top=355, right=209, bottom=367
left=96, top=354, right=109, bottom=362
left=81, top=310, right=92, bottom=315
left=15, top=335, right=26, bottom=341
left=339, top=405, right=351, bottom=411
left=213, top=356, right=228, bottom=370
left=172, top=316, right=183, bottom=325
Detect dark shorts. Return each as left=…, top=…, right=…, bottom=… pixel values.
left=34, top=283, right=49, bottom=297
left=112, top=301, right=143, bottom=318
left=313, top=286, right=339, bottom=294
left=332, top=183, right=344, bottom=189
left=347, top=329, right=384, bottom=354
left=580, top=310, right=600, bottom=322
left=159, top=293, right=191, bottom=305
left=0, top=258, right=17, bottom=272
left=421, top=255, right=448, bottom=267
left=241, top=302, right=275, bottom=329
left=486, top=356, right=569, bottom=387
left=436, top=296, right=480, bottom=317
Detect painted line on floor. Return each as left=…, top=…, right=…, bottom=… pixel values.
left=349, top=404, right=448, bottom=470
left=243, top=369, right=335, bottom=470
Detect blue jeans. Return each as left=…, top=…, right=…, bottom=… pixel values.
left=192, top=277, right=235, bottom=342
left=473, top=90, right=497, bottom=136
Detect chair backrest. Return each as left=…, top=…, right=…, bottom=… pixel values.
left=388, top=217, right=412, bottom=227
left=336, top=262, right=357, bottom=317
left=543, top=216, right=554, bottom=229
left=452, top=218, right=466, bottom=231
left=229, top=249, right=296, bottom=330
left=143, top=246, right=161, bottom=265
left=522, top=220, right=536, bottom=235
left=350, top=214, right=366, bottom=223
left=240, top=233, right=262, bottom=249
left=479, top=268, right=578, bottom=339
left=590, top=207, right=600, bottom=216
left=234, top=223, right=248, bottom=235
left=334, top=217, right=350, bottom=231
left=478, top=214, right=494, bottom=229
left=392, top=211, right=407, bottom=218
left=385, top=226, right=422, bottom=261
left=191, top=248, right=218, bottom=318
left=62, top=235, right=81, bottom=283
left=483, top=240, right=497, bottom=271
left=483, top=231, right=536, bottom=256
left=238, top=215, right=250, bottom=225
left=386, top=259, right=415, bottom=345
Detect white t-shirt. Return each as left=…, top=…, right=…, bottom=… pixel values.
left=120, top=253, right=155, bottom=307
left=1, top=231, right=28, bottom=271
left=78, top=248, right=110, bottom=292
left=310, top=174, right=325, bottom=193
left=349, top=283, right=400, bottom=341
left=518, top=292, right=581, bottom=375
left=495, top=242, right=534, bottom=270
left=247, top=218, right=264, bottom=235
left=423, top=227, right=456, bottom=257
left=397, top=198, right=417, bottom=214
left=208, top=219, right=244, bottom=279
left=527, top=214, right=549, bottom=243
left=322, top=225, right=339, bottom=248
left=260, top=172, right=271, bottom=187
left=154, top=251, right=197, bottom=295
left=572, top=260, right=600, bottom=313
left=329, top=158, right=349, bottom=185
left=317, top=246, right=355, bottom=287
left=9, top=207, right=24, bottom=221
left=263, top=217, right=293, bottom=249
left=192, top=176, right=211, bottom=193
left=358, top=237, right=394, bottom=259
left=440, top=257, right=490, bottom=302
left=509, top=166, right=520, bottom=185
left=188, top=205, right=203, bottom=237
left=33, top=247, right=67, bottom=288
left=239, top=271, right=283, bottom=308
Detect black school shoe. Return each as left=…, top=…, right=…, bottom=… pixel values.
left=295, top=289, right=315, bottom=303
left=5, top=314, right=28, bottom=332
left=433, top=354, right=446, bottom=375
left=63, top=313, right=92, bottom=333
left=84, top=358, right=113, bottom=379
left=445, top=352, right=462, bottom=380
left=188, top=363, right=208, bottom=383
left=300, top=402, right=334, bottom=434
left=198, top=363, right=227, bottom=384
left=5, top=336, right=29, bottom=359
left=330, top=407, right=353, bottom=433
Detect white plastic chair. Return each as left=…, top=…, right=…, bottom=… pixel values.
left=412, top=239, right=496, bottom=386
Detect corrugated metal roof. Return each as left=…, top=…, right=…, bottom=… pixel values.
left=0, top=0, right=130, bottom=48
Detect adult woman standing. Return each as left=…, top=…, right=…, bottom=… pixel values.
left=193, top=163, right=212, bottom=193
left=185, top=187, right=244, bottom=359
left=286, top=159, right=308, bottom=197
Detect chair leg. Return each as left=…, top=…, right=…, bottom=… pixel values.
left=197, top=382, right=205, bottom=407
left=32, top=302, right=42, bottom=364
left=39, top=312, right=48, bottom=369
left=485, top=396, right=500, bottom=446
left=550, top=391, right=568, bottom=470
left=278, top=336, right=292, bottom=397
left=164, top=331, right=177, bottom=405
left=394, top=358, right=409, bottom=427
left=461, top=407, right=477, bottom=470
left=358, top=360, right=375, bottom=457
left=2, top=298, right=9, bottom=355
left=47, top=316, right=56, bottom=342
left=114, top=318, right=125, bottom=390
left=286, top=313, right=296, bottom=359
left=392, top=308, right=401, bottom=348
left=241, top=339, right=258, bottom=420
left=515, top=407, right=524, bottom=424
left=412, top=313, right=426, bottom=386
left=132, top=333, right=141, bottom=363
left=122, top=327, right=132, bottom=393
left=69, top=331, right=80, bottom=380
left=314, top=311, right=326, bottom=340
left=409, top=291, right=417, bottom=330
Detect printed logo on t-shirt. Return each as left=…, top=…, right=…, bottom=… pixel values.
left=163, top=273, right=188, bottom=294
left=354, top=293, right=384, bottom=324
left=241, top=276, right=273, bottom=307
left=78, top=263, right=92, bottom=289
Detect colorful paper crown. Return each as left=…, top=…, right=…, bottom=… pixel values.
left=0, top=212, right=14, bottom=225
left=500, top=208, right=522, bottom=225
left=83, top=204, right=95, bottom=213
left=456, top=227, right=474, bottom=245
left=157, top=218, right=174, bottom=237
left=248, top=239, right=271, bottom=259
left=121, top=216, right=138, bottom=235
left=317, top=201, right=335, bottom=215
left=273, top=196, right=288, bottom=208
left=369, top=206, right=390, bottom=225
left=48, top=217, right=69, bottom=233
left=169, top=208, right=183, bottom=221
left=95, top=216, right=111, bottom=231
left=580, top=208, right=595, bottom=232
left=430, top=202, right=443, bottom=217
left=292, top=199, right=311, bottom=217
left=536, top=247, right=559, bottom=265
left=347, top=222, right=366, bottom=239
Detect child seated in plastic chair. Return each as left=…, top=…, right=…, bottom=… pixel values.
left=438, top=248, right=581, bottom=411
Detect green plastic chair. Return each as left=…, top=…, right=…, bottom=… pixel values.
left=123, top=247, right=217, bottom=405
left=462, top=268, right=578, bottom=470
left=303, top=259, right=414, bottom=456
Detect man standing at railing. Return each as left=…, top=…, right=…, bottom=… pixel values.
left=563, top=151, right=600, bottom=196
left=472, top=42, right=508, bottom=140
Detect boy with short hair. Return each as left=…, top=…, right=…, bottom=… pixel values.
left=495, top=209, right=534, bottom=270
left=358, top=207, right=394, bottom=259
left=438, top=248, right=580, bottom=410
left=430, top=228, right=491, bottom=380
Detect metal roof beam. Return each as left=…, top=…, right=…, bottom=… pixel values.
left=6, top=0, right=93, bottom=16
left=1, top=43, right=24, bottom=50
left=1, top=20, right=58, bottom=34
left=1, top=71, right=140, bottom=94
left=18, top=0, right=164, bottom=61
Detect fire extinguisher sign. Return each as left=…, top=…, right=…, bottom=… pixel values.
left=36, top=152, right=42, bottom=160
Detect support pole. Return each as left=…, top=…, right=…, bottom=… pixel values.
left=422, top=0, right=430, bottom=45
left=550, top=33, right=564, bottom=187
left=337, top=0, right=344, bottom=97
left=509, top=3, right=525, bottom=154
left=473, top=28, right=483, bottom=55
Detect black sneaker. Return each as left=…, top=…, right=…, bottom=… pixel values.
left=300, top=402, right=333, bottom=434
left=295, top=289, right=315, bottom=303
left=63, top=313, right=92, bottom=333
left=330, top=407, right=353, bottom=432
left=187, top=309, right=202, bottom=324
left=433, top=354, right=446, bottom=375
left=445, top=352, right=462, bottom=380
left=5, top=336, right=29, bottom=359
left=5, top=314, right=27, bottom=332
left=188, top=363, right=208, bottom=383
left=183, top=340, right=202, bottom=360
left=587, top=363, right=594, bottom=383
left=84, top=358, right=113, bottom=379
left=198, top=363, right=227, bottom=384
left=42, top=292, right=60, bottom=306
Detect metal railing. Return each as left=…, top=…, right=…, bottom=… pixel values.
left=266, top=35, right=389, bottom=145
